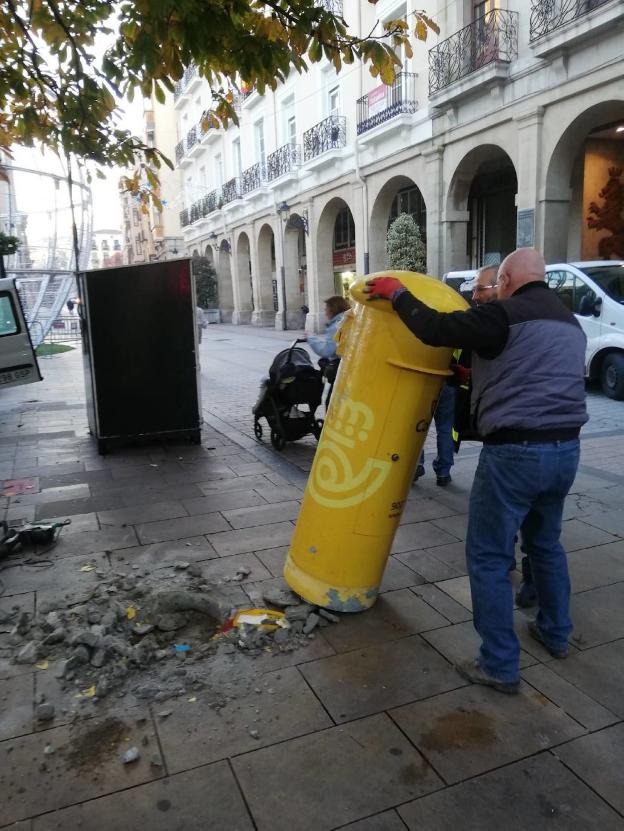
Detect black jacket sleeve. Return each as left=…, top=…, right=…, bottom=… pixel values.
left=392, top=290, right=510, bottom=356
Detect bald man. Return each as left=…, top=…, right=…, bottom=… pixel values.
left=366, top=249, right=588, bottom=694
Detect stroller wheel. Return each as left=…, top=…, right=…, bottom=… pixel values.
left=254, top=421, right=263, bottom=441
left=313, top=419, right=324, bottom=440
left=270, top=429, right=286, bottom=451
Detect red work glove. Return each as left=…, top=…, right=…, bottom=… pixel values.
left=450, top=364, right=472, bottom=386
left=364, top=276, right=404, bottom=300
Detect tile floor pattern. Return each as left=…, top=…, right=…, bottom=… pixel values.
left=0, top=327, right=623, bottom=829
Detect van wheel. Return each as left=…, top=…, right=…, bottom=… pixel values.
left=601, top=353, right=624, bottom=400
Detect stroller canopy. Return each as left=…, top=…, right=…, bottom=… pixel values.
left=269, top=346, right=316, bottom=383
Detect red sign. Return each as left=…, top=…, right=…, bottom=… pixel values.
left=367, top=84, right=386, bottom=116
left=333, top=247, right=356, bottom=267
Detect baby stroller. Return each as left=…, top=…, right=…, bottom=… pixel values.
left=253, top=339, right=324, bottom=451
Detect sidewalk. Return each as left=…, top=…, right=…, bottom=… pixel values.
left=0, top=328, right=623, bottom=830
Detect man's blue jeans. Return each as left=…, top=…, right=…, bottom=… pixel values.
left=420, top=383, right=455, bottom=477
left=466, top=439, right=580, bottom=682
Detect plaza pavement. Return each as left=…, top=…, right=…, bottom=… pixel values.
left=0, top=324, right=623, bottom=830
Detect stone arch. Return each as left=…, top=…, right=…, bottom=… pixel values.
left=445, top=144, right=518, bottom=270
left=315, top=196, right=357, bottom=302
left=283, top=213, right=308, bottom=330
left=543, top=100, right=624, bottom=262
left=217, top=239, right=234, bottom=322
left=234, top=231, right=253, bottom=325
left=253, top=222, right=277, bottom=327
left=369, top=175, right=427, bottom=273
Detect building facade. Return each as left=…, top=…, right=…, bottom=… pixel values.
left=159, top=0, right=624, bottom=330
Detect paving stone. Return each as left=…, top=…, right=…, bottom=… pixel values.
left=156, top=666, right=331, bottom=773
left=547, top=639, right=624, bottom=717
left=98, top=500, right=189, bottom=527
left=560, top=518, right=619, bottom=551
left=569, top=582, right=624, bottom=648
left=576, top=509, right=624, bottom=538
left=555, top=723, right=624, bottom=816
left=254, top=546, right=289, bottom=577
left=300, top=635, right=465, bottom=723
left=399, top=497, right=458, bottom=524
left=379, top=556, right=425, bottom=592
left=410, top=585, right=472, bottom=624
left=397, top=550, right=464, bottom=582
left=431, top=514, right=468, bottom=541
left=43, top=513, right=100, bottom=534
left=11, top=483, right=90, bottom=507
left=191, top=552, right=272, bottom=584
left=222, top=500, right=301, bottom=529
left=198, top=475, right=272, bottom=495
left=233, top=713, right=443, bottom=831
left=337, top=810, right=407, bottom=831
left=433, top=576, right=473, bottom=612
left=38, top=526, right=139, bottom=560
left=2, top=552, right=109, bottom=599
left=135, top=512, right=230, bottom=545
left=181, top=490, right=266, bottom=516
left=31, top=761, right=254, bottom=830
left=422, top=620, right=537, bottom=671
left=252, top=484, right=304, bottom=503
left=522, top=664, right=619, bottom=730
left=35, top=493, right=126, bottom=520
left=391, top=522, right=460, bottom=554
left=115, top=483, right=205, bottom=507
left=397, top=752, right=624, bottom=830
left=0, top=710, right=162, bottom=826
left=567, top=540, right=624, bottom=593
left=319, top=589, right=448, bottom=653
left=111, top=538, right=218, bottom=569
left=390, top=682, right=585, bottom=785
left=0, top=672, right=33, bottom=740
left=241, top=630, right=336, bottom=674
left=208, top=522, right=294, bottom=556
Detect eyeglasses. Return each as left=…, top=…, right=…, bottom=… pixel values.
left=473, top=283, right=498, bottom=293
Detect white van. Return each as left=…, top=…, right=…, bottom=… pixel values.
left=0, top=277, right=41, bottom=389
left=545, top=261, right=624, bottom=400
left=442, top=270, right=477, bottom=293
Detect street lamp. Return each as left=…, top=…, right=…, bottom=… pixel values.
left=276, top=201, right=290, bottom=331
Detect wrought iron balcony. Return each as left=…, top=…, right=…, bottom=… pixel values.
left=303, top=115, right=346, bottom=161
left=357, top=73, right=417, bottom=136
left=180, top=208, right=189, bottom=228
left=174, top=65, right=198, bottom=100
left=222, top=177, right=242, bottom=205
left=241, top=162, right=266, bottom=195
left=201, top=189, right=220, bottom=216
left=186, top=126, right=197, bottom=151
left=428, top=10, right=519, bottom=96
left=175, top=141, right=184, bottom=165
left=530, top=0, right=611, bottom=40
left=320, top=0, right=343, bottom=15
left=190, top=200, right=202, bottom=224
left=266, top=144, right=301, bottom=182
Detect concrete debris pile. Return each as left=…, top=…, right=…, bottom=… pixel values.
left=1, top=558, right=340, bottom=713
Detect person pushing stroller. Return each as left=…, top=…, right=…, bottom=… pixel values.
left=304, top=295, right=350, bottom=406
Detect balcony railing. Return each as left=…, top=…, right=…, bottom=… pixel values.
left=303, top=115, right=346, bottom=161
left=530, top=0, right=611, bottom=40
left=180, top=208, right=190, bottom=228
left=186, top=125, right=197, bottom=151
left=241, top=162, right=266, bottom=195
left=175, top=141, right=184, bottom=165
left=320, top=0, right=343, bottom=15
left=202, top=189, right=220, bottom=216
left=428, top=9, right=519, bottom=96
left=266, top=144, right=301, bottom=181
left=222, top=177, right=242, bottom=204
left=357, top=73, right=417, bottom=135
left=174, top=65, right=198, bottom=100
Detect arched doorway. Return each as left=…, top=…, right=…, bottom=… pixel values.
left=253, top=223, right=277, bottom=327
left=234, top=231, right=253, bottom=325
left=283, top=214, right=308, bottom=329
left=446, top=145, right=518, bottom=270
left=217, top=240, right=234, bottom=323
left=543, top=101, right=624, bottom=262
left=316, top=198, right=357, bottom=302
left=369, top=176, right=427, bottom=273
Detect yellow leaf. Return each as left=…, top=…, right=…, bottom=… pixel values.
left=187, top=696, right=197, bottom=703
left=126, top=606, right=136, bottom=620
left=415, top=18, right=427, bottom=41
left=80, top=564, right=96, bottom=572
left=35, top=660, right=49, bottom=670
left=75, top=685, right=97, bottom=699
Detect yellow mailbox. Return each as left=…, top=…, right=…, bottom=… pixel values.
left=284, top=271, right=468, bottom=611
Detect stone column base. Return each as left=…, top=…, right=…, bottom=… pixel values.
left=232, top=310, right=252, bottom=325
left=251, top=310, right=276, bottom=327
left=220, top=309, right=234, bottom=324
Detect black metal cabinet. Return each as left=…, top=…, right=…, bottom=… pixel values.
left=77, top=259, right=201, bottom=454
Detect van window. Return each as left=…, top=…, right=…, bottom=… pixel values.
left=546, top=271, right=596, bottom=315
left=580, top=265, right=624, bottom=304
left=0, top=293, right=19, bottom=336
